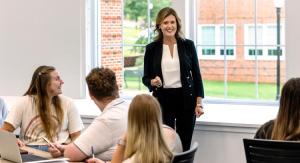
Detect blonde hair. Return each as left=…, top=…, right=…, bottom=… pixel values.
left=24, top=65, right=64, bottom=141
left=124, top=94, right=173, bottom=163
left=272, top=78, right=300, bottom=140
left=154, top=7, right=184, bottom=41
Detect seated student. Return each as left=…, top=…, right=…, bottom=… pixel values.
left=49, top=67, right=129, bottom=162
left=255, top=77, right=300, bottom=140
left=1, top=65, right=84, bottom=151
left=0, top=97, right=8, bottom=126
left=87, top=94, right=182, bottom=163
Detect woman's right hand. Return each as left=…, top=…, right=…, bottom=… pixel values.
left=17, top=139, right=25, bottom=147
left=151, top=76, right=162, bottom=87
left=48, top=143, right=65, bottom=158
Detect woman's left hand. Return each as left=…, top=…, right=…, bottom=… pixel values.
left=195, top=106, right=204, bottom=118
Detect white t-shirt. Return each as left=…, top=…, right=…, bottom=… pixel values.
left=74, top=98, right=129, bottom=161
left=5, top=95, right=84, bottom=145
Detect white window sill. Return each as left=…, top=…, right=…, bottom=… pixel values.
left=1, top=92, right=278, bottom=127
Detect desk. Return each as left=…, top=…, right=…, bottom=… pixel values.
left=0, top=146, right=66, bottom=163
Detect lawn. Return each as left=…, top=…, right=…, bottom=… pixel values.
left=123, top=78, right=279, bottom=101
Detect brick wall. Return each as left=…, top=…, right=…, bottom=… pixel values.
left=100, top=0, right=123, bottom=87
left=198, top=0, right=286, bottom=83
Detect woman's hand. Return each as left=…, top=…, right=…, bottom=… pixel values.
left=151, top=76, right=162, bottom=87
left=17, top=139, right=25, bottom=147
left=48, top=143, right=65, bottom=158
left=195, top=105, right=204, bottom=118
left=85, top=158, right=106, bottom=163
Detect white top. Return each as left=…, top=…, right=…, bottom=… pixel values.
left=162, top=125, right=183, bottom=153
left=5, top=95, right=84, bottom=145
left=122, top=125, right=182, bottom=163
left=74, top=98, right=129, bottom=161
left=161, top=44, right=182, bottom=88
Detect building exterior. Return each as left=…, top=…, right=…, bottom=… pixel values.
left=99, top=0, right=285, bottom=86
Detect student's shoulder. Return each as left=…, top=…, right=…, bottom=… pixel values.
left=57, top=95, right=76, bottom=108
left=178, top=38, right=194, bottom=46
left=146, top=40, right=161, bottom=49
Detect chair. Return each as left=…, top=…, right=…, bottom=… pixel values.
left=172, top=142, right=198, bottom=163
left=243, top=138, right=300, bottom=163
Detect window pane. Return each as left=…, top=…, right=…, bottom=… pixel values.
left=257, top=0, right=285, bottom=100
left=122, top=0, right=171, bottom=90
left=197, top=0, right=285, bottom=100
left=197, top=0, right=225, bottom=97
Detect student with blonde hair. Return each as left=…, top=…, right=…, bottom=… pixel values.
left=87, top=94, right=181, bottom=163
left=255, top=77, right=300, bottom=140
left=1, top=65, right=83, bottom=151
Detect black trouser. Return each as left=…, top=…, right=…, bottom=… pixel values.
left=156, top=88, right=196, bottom=151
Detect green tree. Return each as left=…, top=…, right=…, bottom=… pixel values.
left=124, top=0, right=171, bottom=23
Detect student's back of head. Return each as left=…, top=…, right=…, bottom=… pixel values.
left=125, top=94, right=173, bottom=163
left=272, top=77, right=300, bottom=140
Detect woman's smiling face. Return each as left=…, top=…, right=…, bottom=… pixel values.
left=159, top=14, right=177, bottom=38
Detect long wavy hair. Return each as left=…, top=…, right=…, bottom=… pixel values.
left=272, top=78, right=300, bottom=140
left=24, top=65, right=64, bottom=141
left=154, top=7, right=184, bottom=41
left=124, top=94, right=173, bottom=163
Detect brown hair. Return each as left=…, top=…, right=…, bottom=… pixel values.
left=154, top=7, right=184, bottom=41
left=272, top=78, right=300, bottom=140
left=125, top=94, right=173, bottom=163
left=24, top=65, right=64, bottom=141
left=85, top=67, right=119, bottom=101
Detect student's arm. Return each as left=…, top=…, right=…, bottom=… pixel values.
left=70, top=131, right=81, bottom=141
left=1, top=122, right=25, bottom=147
left=49, top=143, right=88, bottom=161
left=64, top=143, right=88, bottom=161
left=111, top=142, right=126, bottom=163
left=1, top=122, right=15, bottom=132
left=111, top=133, right=127, bottom=163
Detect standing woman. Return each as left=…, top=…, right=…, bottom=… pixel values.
left=1, top=65, right=83, bottom=151
left=142, top=7, right=204, bottom=151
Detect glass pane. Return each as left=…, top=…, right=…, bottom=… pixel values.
left=123, top=45, right=146, bottom=90
left=123, top=0, right=171, bottom=91
left=197, top=0, right=225, bottom=98
left=123, top=0, right=148, bottom=46
left=225, top=0, right=258, bottom=100
left=257, top=0, right=285, bottom=100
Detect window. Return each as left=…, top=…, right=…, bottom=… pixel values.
left=244, top=24, right=285, bottom=60
left=198, top=25, right=236, bottom=59
left=196, top=0, right=285, bottom=100
left=122, top=0, right=171, bottom=90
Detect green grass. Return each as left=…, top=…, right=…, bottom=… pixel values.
left=123, top=78, right=279, bottom=101
left=203, top=80, right=278, bottom=100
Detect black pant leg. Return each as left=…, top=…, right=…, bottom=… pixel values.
left=156, top=91, right=176, bottom=129
left=176, top=110, right=196, bottom=151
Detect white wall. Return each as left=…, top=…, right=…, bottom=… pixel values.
left=0, top=0, right=86, bottom=98
left=286, top=0, right=300, bottom=79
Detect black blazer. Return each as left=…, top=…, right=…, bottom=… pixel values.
left=142, top=38, right=204, bottom=111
